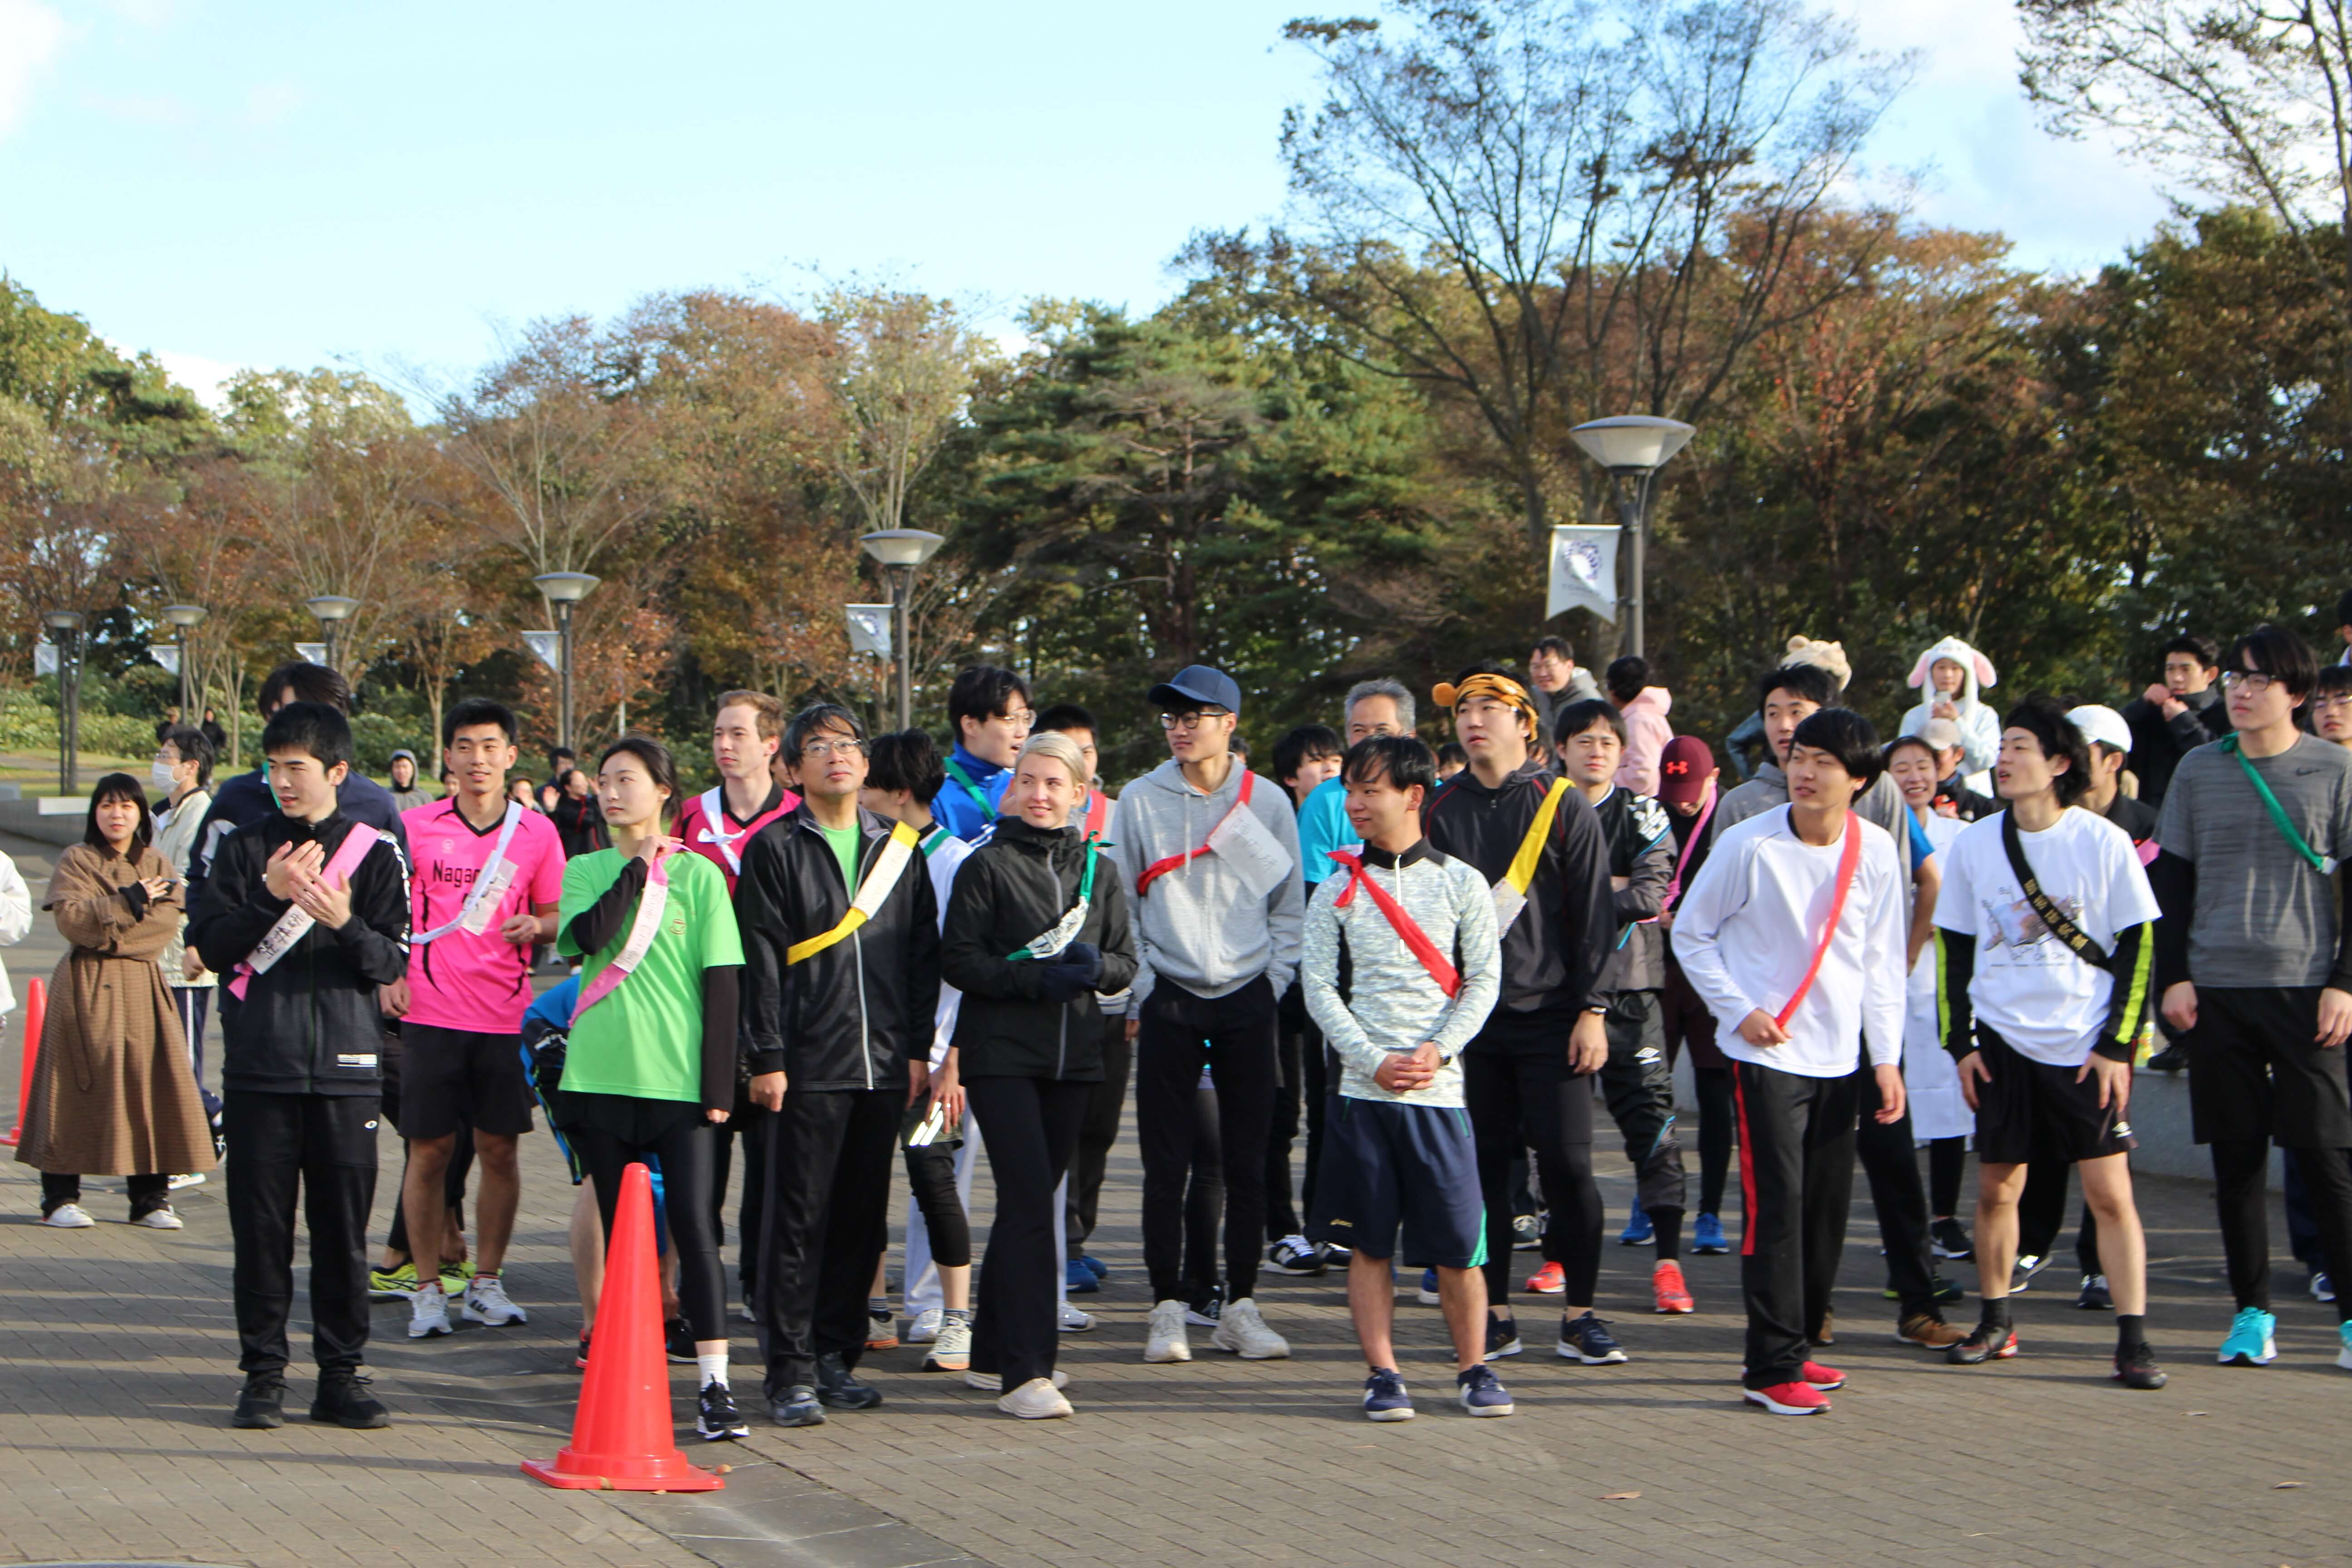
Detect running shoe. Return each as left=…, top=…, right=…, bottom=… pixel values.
left=1484, top=1317, right=1523, bottom=1361
left=906, top=1307, right=943, bottom=1345
left=1058, top=1303, right=1095, bottom=1333
left=2114, top=1342, right=2168, bottom=1390
left=1810, top=1311, right=1836, bottom=1347
left=2077, top=1273, right=2113, bottom=1311
left=1065, top=1257, right=1100, bottom=1293
left=2337, top=1321, right=2352, bottom=1372
left=574, top=1332, right=591, bottom=1371
left=132, top=1205, right=184, bottom=1229
left=1269, top=1235, right=1325, bottom=1276
left=231, top=1372, right=286, bottom=1430
left=1930, top=1217, right=1973, bottom=1260
left=368, top=1262, right=418, bottom=1301
left=666, top=1317, right=696, bottom=1363
left=1143, top=1299, right=1191, bottom=1363
left=1742, top=1381, right=1830, bottom=1415
left=1619, top=1202, right=1654, bottom=1247
left=2145, top=1041, right=2189, bottom=1072
left=461, top=1274, right=527, bottom=1326
left=407, top=1287, right=452, bottom=1339
left=439, top=1260, right=473, bottom=1298
left=1947, top=1325, right=2019, bottom=1364
left=1416, top=1269, right=1442, bottom=1306
left=998, top=1377, right=1075, bottom=1419
left=696, top=1382, right=749, bottom=1441
left=1558, top=1312, right=1628, bottom=1364
left=1455, top=1363, right=1514, bottom=1416
left=1186, top=1284, right=1224, bottom=1327
left=961, top=1368, right=1067, bottom=1393
left=2313, top=1268, right=2337, bottom=1304
left=39, top=1203, right=93, bottom=1229
left=1798, top=1359, right=1845, bottom=1390
left=1362, top=1367, right=1414, bottom=1421
left=1210, top=1298, right=1290, bottom=1359
left=1652, top=1259, right=1694, bottom=1314
left=1896, top=1313, right=1966, bottom=1349
left=866, top=1308, right=900, bottom=1350
left=1078, top=1254, right=1109, bottom=1280
left=770, top=1385, right=825, bottom=1427
left=2217, top=1306, right=2277, bottom=1366
left=309, top=1370, right=389, bottom=1429
left=2010, top=1253, right=2049, bottom=1293
left=924, top=1315, right=972, bottom=1372
left=1511, top=1213, right=1543, bottom=1251
left=1524, top=1260, right=1566, bottom=1295
left=1692, top=1212, right=1729, bottom=1254
left=167, top=1172, right=207, bottom=1191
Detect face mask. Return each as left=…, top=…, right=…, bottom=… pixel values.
left=151, top=760, right=178, bottom=789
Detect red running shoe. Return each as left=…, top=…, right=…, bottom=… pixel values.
left=1798, top=1360, right=1844, bottom=1390
left=1524, top=1260, right=1566, bottom=1294
left=1742, top=1381, right=1831, bottom=1415
left=1651, top=1259, right=1694, bottom=1314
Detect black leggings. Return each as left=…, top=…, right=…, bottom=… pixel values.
left=1694, top=1067, right=1734, bottom=1217
left=2214, top=1136, right=2352, bottom=1321
left=574, top=1117, right=725, bottom=1342
left=906, top=1142, right=971, bottom=1270
left=1929, top=1137, right=1967, bottom=1219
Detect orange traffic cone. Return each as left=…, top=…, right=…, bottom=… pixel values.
left=2, top=977, right=47, bottom=1148
left=524, top=1161, right=723, bottom=1492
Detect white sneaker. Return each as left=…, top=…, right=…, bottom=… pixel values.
left=461, top=1274, right=527, bottom=1326
left=997, top=1377, right=1074, bottom=1419
left=132, top=1205, right=184, bottom=1230
left=39, top=1203, right=94, bottom=1228
left=924, top=1316, right=972, bottom=1372
left=906, top=1307, right=944, bottom=1345
left=1143, top=1298, right=1192, bottom=1363
left=1058, top=1303, right=1095, bottom=1333
left=167, top=1172, right=206, bottom=1191
left=965, top=1367, right=1068, bottom=1393
left=1210, top=1298, right=1291, bottom=1360
left=408, top=1285, right=453, bottom=1338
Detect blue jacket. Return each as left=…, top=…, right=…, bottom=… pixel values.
left=1295, top=774, right=1357, bottom=889
left=932, top=744, right=1013, bottom=843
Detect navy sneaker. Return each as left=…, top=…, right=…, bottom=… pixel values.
left=2078, top=1273, right=2113, bottom=1311
left=1362, top=1367, right=1414, bottom=1421
left=1930, top=1216, right=1973, bottom=1260
left=1693, top=1212, right=1729, bottom=1254
left=1558, top=1312, right=1628, bottom=1364
left=1268, top=1235, right=1325, bottom=1276
left=1511, top=1213, right=1543, bottom=1251
left=1455, top=1363, right=1514, bottom=1417
left=1483, top=1317, right=1523, bottom=1361
left=1065, top=1258, right=1099, bottom=1294
left=1417, top=1269, right=1441, bottom=1306
left=1619, top=1201, right=1654, bottom=1247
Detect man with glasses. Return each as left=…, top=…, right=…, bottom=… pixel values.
left=934, top=666, right=1034, bottom=842
left=2151, top=626, right=2352, bottom=1370
left=2123, top=634, right=2232, bottom=808
left=1112, top=665, right=1304, bottom=1367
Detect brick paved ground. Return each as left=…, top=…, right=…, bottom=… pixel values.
left=2, top=832, right=2350, bottom=1568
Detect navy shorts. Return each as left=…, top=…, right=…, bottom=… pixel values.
left=1308, top=1095, right=1487, bottom=1269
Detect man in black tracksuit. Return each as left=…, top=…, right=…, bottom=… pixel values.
left=188, top=702, right=411, bottom=1431
left=737, top=705, right=941, bottom=1426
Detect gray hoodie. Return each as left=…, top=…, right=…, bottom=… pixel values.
left=1109, top=758, right=1303, bottom=1009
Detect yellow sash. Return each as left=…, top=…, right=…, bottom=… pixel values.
left=1491, top=778, right=1573, bottom=936
left=785, top=821, right=921, bottom=965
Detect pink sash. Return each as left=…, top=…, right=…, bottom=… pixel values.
left=571, top=848, right=674, bottom=1026
left=228, top=824, right=382, bottom=1000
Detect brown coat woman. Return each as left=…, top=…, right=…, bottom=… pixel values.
left=14, top=774, right=216, bottom=1226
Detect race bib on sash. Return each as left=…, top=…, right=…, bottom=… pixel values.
left=1490, top=779, right=1573, bottom=938
left=571, top=848, right=674, bottom=1025
left=228, top=824, right=382, bottom=1000
left=1010, top=836, right=1104, bottom=961
left=412, top=803, right=524, bottom=946
left=787, top=821, right=921, bottom=966
left=1135, top=773, right=1291, bottom=900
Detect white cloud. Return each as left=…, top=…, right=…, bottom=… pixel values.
left=0, top=0, right=64, bottom=140
left=150, top=350, right=242, bottom=410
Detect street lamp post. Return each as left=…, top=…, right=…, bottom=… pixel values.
left=533, top=573, right=600, bottom=753
left=1567, top=415, right=1696, bottom=660
left=304, top=594, right=359, bottom=675
left=43, top=609, right=85, bottom=796
left=858, top=529, right=946, bottom=730
left=162, top=603, right=207, bottom=720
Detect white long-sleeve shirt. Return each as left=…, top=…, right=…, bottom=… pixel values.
left=1670, top=805, right=1906, bottom=1078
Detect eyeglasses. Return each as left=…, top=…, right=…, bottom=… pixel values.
left=995, top=710, right=1037, bottom=730
left=798, top=740, right=867, bottom=760
left=1161, top=709, right=1231, bottom=731
left=2220, top=670, right=2276, bottom=694
left=2313, top=691, right=2352, bottom=710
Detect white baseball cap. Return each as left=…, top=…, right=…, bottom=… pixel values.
left=2068, top=704, right=2132, bottom=755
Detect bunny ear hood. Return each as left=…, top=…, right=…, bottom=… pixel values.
left=1906, top=636, right=1997, bottom=706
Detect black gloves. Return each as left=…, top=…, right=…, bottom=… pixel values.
left=1037, top=942, right=1103, bottom=1005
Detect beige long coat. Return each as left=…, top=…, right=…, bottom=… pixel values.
left=11, top=843, right=216, bottom=1176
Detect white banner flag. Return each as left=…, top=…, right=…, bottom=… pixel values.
left=1546, top=525, right=1620, bottom=624
left=295, top=642, right=327, bottom=665
left=33, top=642, right=56, bottom=677
left=523, top=630, right=563, bottom=673
left=153, top=646, right=181, bottom=677
left=846, top=604, right=893, bottom=657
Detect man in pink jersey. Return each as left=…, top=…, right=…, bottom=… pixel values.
left=388, top=697, right=568, bottom=1339
left=674, top=691, right=798, bottom=895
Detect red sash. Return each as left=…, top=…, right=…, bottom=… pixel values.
left=1327, top=850, right=1460, bottom=999
left=1083, top=790, right=1110, bottom=839
left=1774, top=812, right=1862, bottom=1029
left=1135, top=771, right=1255, bottom=895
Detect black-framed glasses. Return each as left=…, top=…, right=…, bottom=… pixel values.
left=1161, top=708, right=1231, bottom=731
left=798, top=739, right=868, bottom=760
left=2220, top=670, right=2276, bottom=694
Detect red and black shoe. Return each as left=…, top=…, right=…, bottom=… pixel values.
left=1742, top=1381, right=1832, bottom=1415
left=1947, top=1325, right=2019, bottom=1365
left=1798, top=1359, right=1844, bottom=1391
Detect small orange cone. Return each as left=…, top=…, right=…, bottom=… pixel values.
left=2, top=977, right=47, bottom=1148
left=524, top=1161, right=723, bottom=1492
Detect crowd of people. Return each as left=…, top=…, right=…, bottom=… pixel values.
left=10, top=588, right=2352, bottom=1431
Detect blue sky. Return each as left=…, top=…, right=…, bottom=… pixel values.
left=0, top=0, right=2172, bottom=402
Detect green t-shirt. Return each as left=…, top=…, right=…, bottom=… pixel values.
left=557, top=849, right=744, bottom=1102
left=819, top=823, right=862, bottom=891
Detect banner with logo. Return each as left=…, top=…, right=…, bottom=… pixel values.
left=523, top=631, right=563, bottom=673
left=1546, top=524, right=1619, bottom=623
left=153, top=646, right=181, bottom=677
left=295, top=642, right=327, bottom=665
left=846, top=604, right=893, bottom=657
left=32, top=642, right=56, bottom=677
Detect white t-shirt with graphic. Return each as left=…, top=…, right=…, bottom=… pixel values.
left=1935, top=808, right=2159, bottom=1067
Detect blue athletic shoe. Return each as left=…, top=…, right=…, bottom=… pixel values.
left=2337, top=1321, right=2352, bottom=1372
left=2217, top=1306, right=2277, bottom=1366
left=1619, top=1201, right=1654, bottom=1247
left=1455, top=1363, right=1514, bottom=1417
left=1558, top=1311, right=1629, bottom=1364
left=1362, top=1367, right=1414, bottom=1421
left=1693, top=1212, right=1729, bottom=1254
left=1417, top=1268, right=1441, bottom=1306
left=1064, top=1258, right=1099, bottom=1294
left=1078, top=1254, right=1109, bottom=1281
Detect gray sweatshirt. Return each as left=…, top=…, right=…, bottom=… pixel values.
left=1109, top=758, right=1303, bottom=1009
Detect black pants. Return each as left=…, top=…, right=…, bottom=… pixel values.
left=1136, top=976, right=1278, bottom=1304
left=1853, top=1063, right=1939, bottom=1317
left=967, top=1075, right=1091, bottom=1392
left=224, top=1090, right=379, bottom=1377
left=715, top=1097, right=770, bottom=1301
left=573, top=1111, right=723, bottom=1341
left=757, top=1087, right=899, bottom=1392
left=1598, top=991, right=1686, bottom=1251
left=41, top=1171, right=167, bottom=1217
left=1463, top=1014, right=1601, bottom=1312
left=1065, top=1016, right=1131, bottom=1252
left=1733, top=1063, right=1857, bottom=1389
left=1182, top=1084, right=1223, bottom=1294
left=1266, top=991, right=1305, bottom=1241
left=2283, top=1149, right=2352, bottom=1270
left=906, top=1140, right=971, bottom=1269
left=2018, top=1160, right=2101, bottom=1272
left=172, top=986, right=220, bottom=1118
left=1694, top=1068, right=1734, bottom=1216
left=2214, top=1136, right=2352, bottom=1320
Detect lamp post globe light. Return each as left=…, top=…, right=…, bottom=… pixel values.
left=533, top=572, right=600, bottom=754
left=858, top=529, right=945, bottom=730
left=42, top=608, right=86, bottom=796
left=304, top=594, right=359, bottom=675
left=1567, top=415, right=1695, bottom=660
left=162, top=603, right=207, bottom=720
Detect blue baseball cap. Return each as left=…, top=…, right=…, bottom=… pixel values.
left=1147, top=664, right=1243, bottom=715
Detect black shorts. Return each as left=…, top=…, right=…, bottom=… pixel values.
left=1971, top=1029, right=2135, bottom=1166
left=1309, top=1096, right=1486, bottom=1268
left=2185, top=985, right=2352, bottom=1149
left=397, top=1024, right=535, bottom=1140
